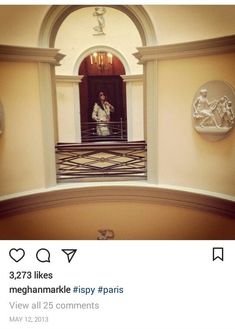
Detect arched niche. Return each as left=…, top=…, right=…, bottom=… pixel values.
left=39, top=5, right=157, bottom=48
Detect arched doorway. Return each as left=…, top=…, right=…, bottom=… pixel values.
left=79, top=52, right=127, bottom=141
left=54, top=6, right=145, bottom=144
left=39, top=5, right=156, bottom=182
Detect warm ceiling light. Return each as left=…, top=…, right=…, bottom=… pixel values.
left=90, top=51, right=113, bottom=70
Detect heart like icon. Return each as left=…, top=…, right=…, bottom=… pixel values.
left=9, top=248, right=25, bottom=262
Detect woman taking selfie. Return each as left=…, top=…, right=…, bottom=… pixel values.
left=92, top=91, right=115, bottom=136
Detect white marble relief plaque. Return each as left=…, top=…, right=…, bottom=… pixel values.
left=192, top=81, right=235, bottom=140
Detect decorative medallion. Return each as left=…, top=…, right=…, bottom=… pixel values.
left=97, top=229, right=115, bottom=240
left=192, top=80, right=235, bottom=140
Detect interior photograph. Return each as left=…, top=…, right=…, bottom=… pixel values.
left=0, top=5, right=234, bottom=239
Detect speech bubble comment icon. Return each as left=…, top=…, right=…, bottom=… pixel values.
left=36, top=248, right=51, bottom=263
left=9, top=248, right=25, bottom=262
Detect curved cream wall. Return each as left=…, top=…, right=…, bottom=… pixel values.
left=0, top=186, right=234, bottom=239
left=157, top=53, right=235, bottom=196
left=145, top=5, right=235, bottom=45
left=0, top=62, right=45, bottom=195
left=0, top=5, right=48, bottom=47
left=56, top=80, right=80, bottom=142
left=0, top=201, right=234, bottom=240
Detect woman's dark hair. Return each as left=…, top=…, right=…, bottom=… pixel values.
left=96, top=91, right=106, bottom=110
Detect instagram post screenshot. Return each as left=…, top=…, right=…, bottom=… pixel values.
left=0, top=2, right=235, bottom=329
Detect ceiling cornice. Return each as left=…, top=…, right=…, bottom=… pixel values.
left=134, top=34, right=235, bottom=63
left=0, top=44, right=65, bottom=65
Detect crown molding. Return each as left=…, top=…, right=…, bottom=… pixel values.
left=56, top=75, right=84, bottom=83
left=121, top=74, right=143, bottom=82
left=0, top=186, right=234, bottom=219
left=0, top=44, right=65, bottom=65
left=134, top=34, right=235, bottom=63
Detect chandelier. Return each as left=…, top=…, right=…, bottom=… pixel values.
left=90, top=52, right=113, bottom=71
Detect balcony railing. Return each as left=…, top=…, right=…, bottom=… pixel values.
left=56, top=141, right=147, bottom=182
left=81, top=120, right=127, bottom=142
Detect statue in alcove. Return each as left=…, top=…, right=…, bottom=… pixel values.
left=93, top=7, right=106, bottom=35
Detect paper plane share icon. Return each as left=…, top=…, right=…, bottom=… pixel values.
left=62, top=249, right=77, bottom=263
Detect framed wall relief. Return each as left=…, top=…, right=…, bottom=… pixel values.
left=192, top=81, right=235, bottom=141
